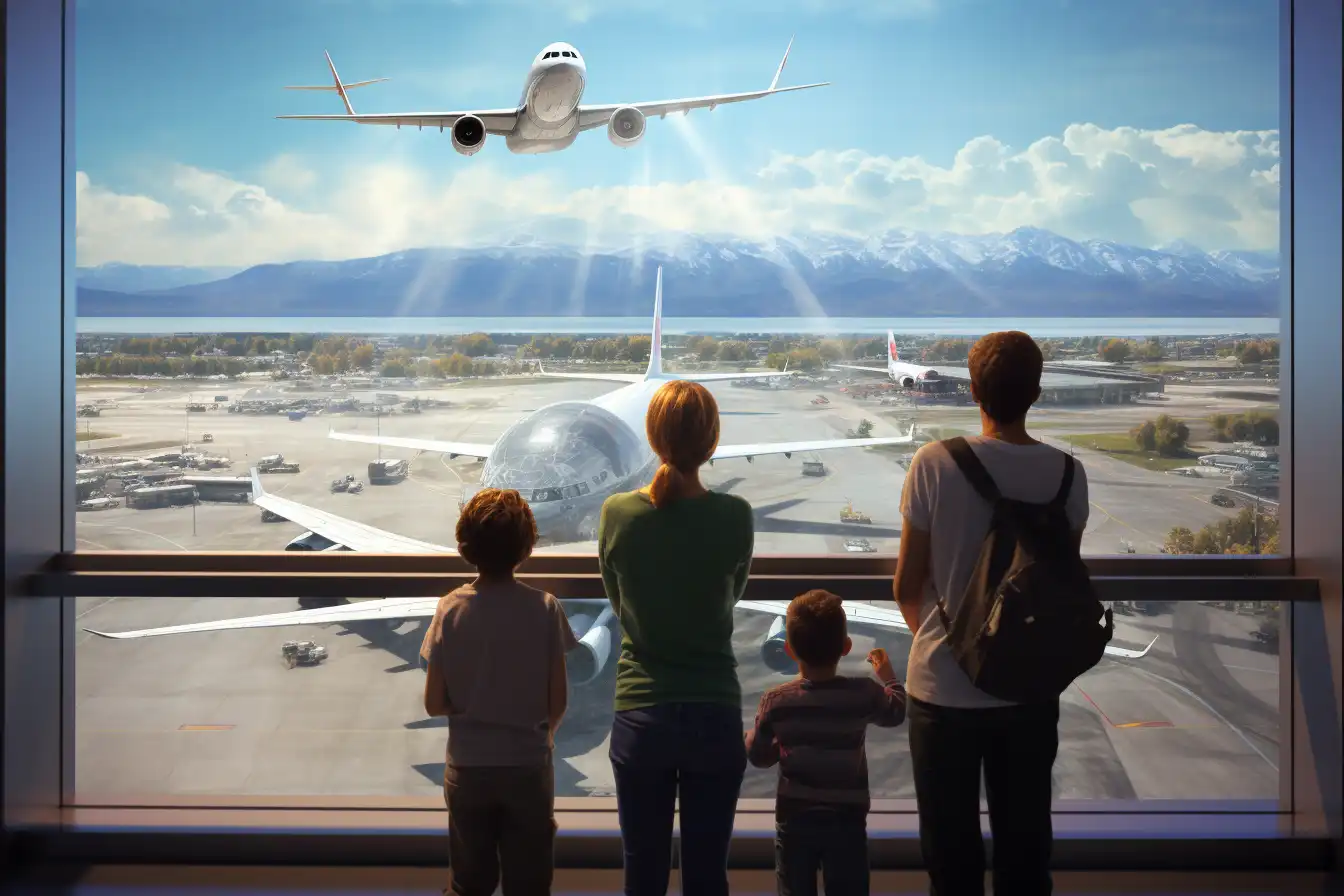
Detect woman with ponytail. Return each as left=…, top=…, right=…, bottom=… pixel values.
left=598, top=379, right=755, bottom=896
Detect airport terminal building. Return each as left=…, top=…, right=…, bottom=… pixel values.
left=922, top=361, right=1161, bottom=404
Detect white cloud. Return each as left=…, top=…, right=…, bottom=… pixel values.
left=74, top=122, right=1279, bottom=267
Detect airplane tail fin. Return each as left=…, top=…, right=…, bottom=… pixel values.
left=887, top=329, right=898, bottom=374
left=284, top=51, right=387, bottom=115
left=250, top=467, right=265, bottom=502
left=645, top=266, right=664, bottom=379
left=769, top=36, right=795, bottom=91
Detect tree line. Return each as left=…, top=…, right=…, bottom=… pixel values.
left=1164, top=505, right=1279, bottom=555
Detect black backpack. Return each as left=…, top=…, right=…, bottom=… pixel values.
left=935, top=437, right=1113, bottom=703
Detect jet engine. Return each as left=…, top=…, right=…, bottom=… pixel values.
left=760, top=616, right=797, bottom=674
left=567, top=607, right=616, bottom=686
left=452, top=115, right=487, bottom=155
left=285, top=531, right=338, bottom=551
left=897, top=375, right=915, bottom=388
left=607, top=106, right=646, bottom=147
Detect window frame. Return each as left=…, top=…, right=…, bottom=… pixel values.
left=4, top=0, right=1340, bottom=870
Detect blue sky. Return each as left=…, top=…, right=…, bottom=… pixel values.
left=74, top=0, right=1282, bottom=265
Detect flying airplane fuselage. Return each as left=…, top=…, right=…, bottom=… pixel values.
left=509, top=43, right=588, bottom=153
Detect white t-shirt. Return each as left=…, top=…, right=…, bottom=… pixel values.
left=899, top=436, right=1090, bottom=708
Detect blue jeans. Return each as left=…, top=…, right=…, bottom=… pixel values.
left=609, top=702, right=747, bottom=896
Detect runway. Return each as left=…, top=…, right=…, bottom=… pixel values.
left=73, top=376, right=1283, bottom=804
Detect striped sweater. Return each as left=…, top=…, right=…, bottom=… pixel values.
left=745, top=675, right=906, bottom=819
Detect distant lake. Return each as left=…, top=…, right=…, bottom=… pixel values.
left=76, top=316, right=1280, bottom=338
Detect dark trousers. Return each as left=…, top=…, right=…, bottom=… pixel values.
left=609, top=702, right=747, bottom=896
left=908, top=696, right=1060, bottom=896
left=775, top=808, right=870, bottom=896
left=443, top=763, right=556, bottom=896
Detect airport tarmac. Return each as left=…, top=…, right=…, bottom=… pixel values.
left=74, top=377, right=1267, bottom=556
left=74, top=595, right=1281, bottom=803
left=72, top=376, right=1282, bottom=804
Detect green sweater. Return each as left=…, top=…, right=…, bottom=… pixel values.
left=598, top=489, right=755, bottom=712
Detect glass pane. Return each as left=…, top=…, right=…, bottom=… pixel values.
left=75, top=597, right=1280, bottom=803
left=74, top=0, right=1281, bottom=559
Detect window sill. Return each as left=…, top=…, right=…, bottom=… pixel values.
left=14, top=805, right=1333, bottom=871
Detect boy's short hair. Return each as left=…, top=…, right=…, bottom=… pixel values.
left=968, top=330, right=1043, bottom=424
left=455, top=488, right=537, bottom=575
left=786, top=590, right=848, bottom=667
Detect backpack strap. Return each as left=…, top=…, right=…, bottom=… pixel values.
left=1052, top=454, right=1076, bottom=508
left=942, top=437, right=1002, bottom=504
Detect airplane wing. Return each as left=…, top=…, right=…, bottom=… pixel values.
left=735, top=600, right=1159, bottom=660
left=85, top=596, right=613, bottom=641
left=833, top=364, right=889, bottom=375
left=533, top=361, right=788, bottom=385
left=278, top=51, right=519, bottom=132
left=86, top=597, right=443, bottom=639
left=533, top=359, right=644, bottom=384
left=251, top=468, right=451, bottom=553
left=711, top=433, right=916, bottom=461
left=327, top=429, right=495, bottom=460
left=277, top=109, right=520, bottom=133
left=575, top=37, right=827, bottom=131
left=678, top=370, right=791, bottom=382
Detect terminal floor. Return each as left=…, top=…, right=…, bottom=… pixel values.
left=3, top=866, right=1341, bottom=895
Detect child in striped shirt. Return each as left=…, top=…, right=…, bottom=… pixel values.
left=745, top=589, right=907, bottom=896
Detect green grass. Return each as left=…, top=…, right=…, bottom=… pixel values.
left=1141, top=364, right=1186, bottom=375
left=75, top=431, right=119, bottom=442
left=1061, top=432, right=1197, bottom=471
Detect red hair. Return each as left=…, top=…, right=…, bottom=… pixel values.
left=645, top=380, right=720, bottom=507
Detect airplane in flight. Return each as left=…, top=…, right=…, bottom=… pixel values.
left=834, top=330, right=944, bottom=389
left=279, top=38, right=827, bottom=155
left=85, top=270, right=1158, bottom=684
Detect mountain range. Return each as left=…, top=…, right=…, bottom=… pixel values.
left=76, top=227, right=1279, bottom=318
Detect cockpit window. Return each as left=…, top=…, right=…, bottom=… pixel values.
left=479, top=403, right=644, bottom=501
left=562, top=51, right=572, bottom=58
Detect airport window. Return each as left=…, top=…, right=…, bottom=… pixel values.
left=73, top=595, right=1285, bottom=805
left=72, top=0, right=1284, bottom=563
left=54, top=0, right=1312, bottom=820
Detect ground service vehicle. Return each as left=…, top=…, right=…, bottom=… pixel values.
left=261, top=509, right=284, bottom=523
left=331, top=479, right=349, bottom=493
left=802, top=461, right=827, bottom=477
left=840, top=501, right=871, bottom=524
left=844, top=538, right=875, bottom=553
left=282, top=640, right=328, bottom=668
left=368, top=459, right=409, bottom=484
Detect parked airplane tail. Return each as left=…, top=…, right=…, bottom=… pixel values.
left=645, top=266, right=664, bottom=379
left=284, top=51, right=387, bottom=115
left=887, top=329, right=899, bottom=372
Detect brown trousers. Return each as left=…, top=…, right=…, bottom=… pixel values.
left=443, top=763, right=556, bottom=896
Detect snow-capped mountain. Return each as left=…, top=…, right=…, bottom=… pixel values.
left=76, top=263, right=243, bottom=294
left=76, top=227, right=1279, bottom=318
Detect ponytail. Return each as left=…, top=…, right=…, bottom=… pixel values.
left=645, top=380, right=720, bottom=509
left=649, top=462, right=684, bottom=508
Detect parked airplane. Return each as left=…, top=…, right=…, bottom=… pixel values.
left=280, top=39, right=827, bottom=155
left=833, top=331, right=942, bottom=388
left=322, top=266, right=910, bottom=547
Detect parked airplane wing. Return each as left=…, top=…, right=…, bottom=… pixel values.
left=711, top=432, right=916, bottom=461
left=327, top=429, right=495, bottom=460
left=735, top=600, right=1159, bottom=659
left=85, top=596, right=611, bottom=641
left=85, top=596, right=443, bottom=639
left=833, top=363, right=889, bottom=375
left=251, top=468, right=450, bottom=553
